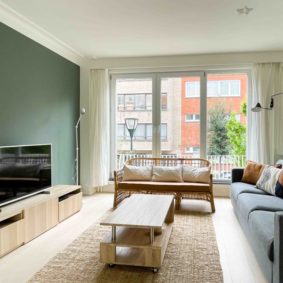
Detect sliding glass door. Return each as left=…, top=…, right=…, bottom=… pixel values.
left=111, top=70, right=249, bottom=182
left=112, top=75, right=154, bottom=169
left=158, top=74, right=205, bottom=159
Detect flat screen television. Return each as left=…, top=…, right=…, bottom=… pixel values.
left=0, top=144, right=52, bottom=208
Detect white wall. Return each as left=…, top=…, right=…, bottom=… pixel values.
left=91, top=51, right=283, bottom=71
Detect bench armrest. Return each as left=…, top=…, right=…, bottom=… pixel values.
left=273, top=212, right=283, bottom=283
left=114, top=168, right=124, bottom=184
left=231, top=168, right=244, bottom=183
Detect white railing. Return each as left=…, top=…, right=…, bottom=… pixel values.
left=116, top=153, right=246, bottom=181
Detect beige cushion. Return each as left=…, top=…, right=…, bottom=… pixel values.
left=123, top=164, right=152, bottom=181
left=256, top=166, right=282, bottom=195
left=182, top=165, right=211, bottom=183
left=152, top=165, right=183, bottom=182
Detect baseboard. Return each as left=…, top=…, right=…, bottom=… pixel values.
left=213, top=184, right=230, bottom=197
left=100, top=182, right=230, bottom=198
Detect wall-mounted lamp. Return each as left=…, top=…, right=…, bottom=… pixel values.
left=251, top=92, right=283, bottom=112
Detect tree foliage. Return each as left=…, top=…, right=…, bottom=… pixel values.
left=241, top=101, right=247, bottom=116
left=226, top=113, right=246, bottom=156
left=207, top=105, right=230, bottom=155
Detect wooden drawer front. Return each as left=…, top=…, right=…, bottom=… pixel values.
left=59, top=192, right=82, bottom=222
left=0, top=219, right=24, bottom=257
left=24, top=198, right=58, bottom=243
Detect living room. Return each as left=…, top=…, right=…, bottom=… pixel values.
left=0, top=1, right=283, bottom=282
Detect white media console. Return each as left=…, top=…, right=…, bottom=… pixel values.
left=0, top=185, right=82, bottom=257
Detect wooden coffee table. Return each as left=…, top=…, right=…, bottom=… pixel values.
left=100, top=194, right=174, bottom=272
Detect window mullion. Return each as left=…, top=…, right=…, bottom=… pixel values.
left=152, top=74, right=161, bottom=157
left=200, top=72, right=207, bottom=159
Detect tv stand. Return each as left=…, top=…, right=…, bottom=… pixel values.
left=0, top=185, right=82, bottom=257
left=39, top=190, right=51, bottom=194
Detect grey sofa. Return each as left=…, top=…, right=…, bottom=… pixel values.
left=231, top=168, right=283, bottom=283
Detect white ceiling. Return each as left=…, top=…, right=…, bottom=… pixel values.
left=1, top=0, right=283, bottom=59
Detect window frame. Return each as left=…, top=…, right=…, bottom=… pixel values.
left=110, top=70, right=251, bottom=181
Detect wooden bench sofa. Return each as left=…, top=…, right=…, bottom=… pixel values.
left=113, top=157, right=215, bottom=213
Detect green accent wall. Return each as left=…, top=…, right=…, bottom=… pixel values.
left=0, top=23, right=80, bottom=185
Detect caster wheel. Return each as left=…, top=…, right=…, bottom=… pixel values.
left=108, top=263, right=115, bottom=268
left=152, top=268, right=159, bottom=273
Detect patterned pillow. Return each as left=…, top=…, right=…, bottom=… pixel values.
left=256, top=166, right=282, bottom=195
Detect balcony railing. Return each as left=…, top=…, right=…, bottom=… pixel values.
left=116, top=153, right=246, bottom=181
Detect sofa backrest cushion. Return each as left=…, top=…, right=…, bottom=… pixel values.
left=256, top=166, right=282, bottom=195
left=152, top=165, right=183, bottom=182
left=242, top=161, right=265, bottom=185
left=123, top=164, right=152, bottom=181
left=182, top=165, right=211, bottom=183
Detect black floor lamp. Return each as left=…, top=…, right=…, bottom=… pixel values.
left=125, top=118, right=138, bottom=151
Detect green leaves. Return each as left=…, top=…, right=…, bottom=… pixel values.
left=208, top=101, right=246, bottom=158
left=226, top=113, right=246, bottom=156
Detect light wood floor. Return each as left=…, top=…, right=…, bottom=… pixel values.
left=0, top=194, right=267, bottom=283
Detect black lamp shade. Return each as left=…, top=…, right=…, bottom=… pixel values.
left=251, top=102, right=262, bottom=112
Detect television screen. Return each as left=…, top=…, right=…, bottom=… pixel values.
left=0, top=144, right=52, bottom=207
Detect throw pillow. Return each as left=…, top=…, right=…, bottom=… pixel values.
left=152, top=165, right=183, bottom=182
left=275, top=171, right=283, bottom=198
left=123, top=164, right=152, bottom=181
left=182, top=165, right=211, bottom=183
left=256, top=166, right=282, bottom=195
left=242, top=161, right=265, bottom=185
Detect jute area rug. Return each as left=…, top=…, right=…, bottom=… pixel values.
left=29, top=211, right=223, bottom=283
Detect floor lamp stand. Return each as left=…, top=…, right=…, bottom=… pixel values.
left=75, top=108, right=86, bottom=185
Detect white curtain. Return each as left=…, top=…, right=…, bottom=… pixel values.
left=89, top=69, right=110, bottom=189
left=248, top=63, right=283, bottom=164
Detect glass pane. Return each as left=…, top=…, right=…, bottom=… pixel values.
left=146, top=94, right=152, bottom=110
left=160, top=76, right=201, bottom=158
left=116, top=78, right=153, bottom=168
left=207, top=73, right=248, bottom=181
left=135, top=94, right=146, bottom=110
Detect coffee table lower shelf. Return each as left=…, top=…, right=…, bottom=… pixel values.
left=100, top=222, right=173, bottom=269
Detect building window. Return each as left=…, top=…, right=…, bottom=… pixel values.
left=207, top=80, right=241, bottom=97
left=186, top=80, right=241, bottom=98
left=185, top=81, right=200, bottom=97
left=117, top=123, right=167, bottom=141
left=161, top=92, right=167, bottom=110
left=117, top=93, right=167, bottom=111
left=185, top=146, right=200, bottom=154
left=185, top=114, right=200, bottom=122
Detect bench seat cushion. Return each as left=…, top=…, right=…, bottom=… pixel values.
left=118, top=181, right=210, bottom=192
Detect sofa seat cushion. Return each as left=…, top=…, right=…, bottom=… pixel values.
left=118, top=181, right=210, bottom=192
left=248, top=210, right=274, bottom=261
left=231, top=182, right=266, bottom=201
left=237, top=193, right=283, bottom=221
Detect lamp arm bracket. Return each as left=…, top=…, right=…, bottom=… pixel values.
left=271, top=92, right=283, bottom=98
